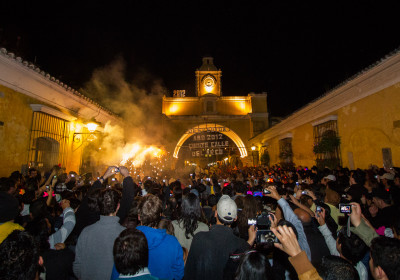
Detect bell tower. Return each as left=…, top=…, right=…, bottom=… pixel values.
left=195, top=57, right=222, bottom=96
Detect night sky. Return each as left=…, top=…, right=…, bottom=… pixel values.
left=1, top=1, right=400, bottom=117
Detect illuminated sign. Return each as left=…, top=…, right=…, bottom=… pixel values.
left=186, top=126, right=230, bottom=134
left=187, top=132, right=233, bottom=157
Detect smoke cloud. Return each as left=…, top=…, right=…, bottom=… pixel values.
left=80, top=57, right=176, bottom=169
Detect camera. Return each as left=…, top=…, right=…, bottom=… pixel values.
left=248, top=212, right=279, bottom=244
left=339, top=203, right=352, bottom=214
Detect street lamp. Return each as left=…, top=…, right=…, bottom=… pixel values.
left=251, top=145, right=256, bottom=166
left=73, top=120, right=101, bottom=143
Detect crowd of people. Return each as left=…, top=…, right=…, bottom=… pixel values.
left=1, top=162, right=400, bottom=280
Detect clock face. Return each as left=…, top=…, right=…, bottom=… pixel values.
left=203, top=75, right=216, bottom=92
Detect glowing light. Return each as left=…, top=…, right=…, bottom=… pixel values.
left=173, top=123, right=248, bottom=158
left=86, top=122, right=98, bottom=133
left=224, top=157, right=228, bottom=161
left=251, top=146, right=256, bottom=151
left=169, top=104, right=180, bottom=114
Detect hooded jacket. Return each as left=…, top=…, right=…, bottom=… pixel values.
left=136, top=226, right=184, bottom=280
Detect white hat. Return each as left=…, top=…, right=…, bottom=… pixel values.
left=217, top=195, right=237, bottom=223
left=380, top=173, right=394, bottom=180
left=323, top=175, right=336, bottom=181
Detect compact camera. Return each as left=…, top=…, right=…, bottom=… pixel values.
left=248, top=212, right=279, bottom=244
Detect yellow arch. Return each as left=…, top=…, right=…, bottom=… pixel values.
left=173, top=123, right=248, bottom=158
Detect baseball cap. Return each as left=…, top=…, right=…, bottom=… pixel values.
left=323, top=175, right=336, bottom=181
left=217, top=195, right=237, bottom=223
left=379, top=173, right=394, bottom=181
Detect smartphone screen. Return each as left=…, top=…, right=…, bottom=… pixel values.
left=248, top=218, right=257, bottom=225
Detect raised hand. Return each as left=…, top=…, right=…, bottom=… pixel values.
left=271, top=225, right=302, bottom=257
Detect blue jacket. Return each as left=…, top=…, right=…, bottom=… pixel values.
left=136, top=226, right=184, bottom=280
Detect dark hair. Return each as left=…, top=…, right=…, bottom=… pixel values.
left=222, top=186, right=234, bottom=197
left=233, top=181, right=246, bottom=194
left=158, top=218, right=174, bottom=235
left=337, top=230, right=367, bottom=265
left=179, top=193, right=202, bottom=239
left=207, top=194, right=217, bottom=207
left=87, top=188, right=102, bottom=212
left=0, top=177, right=15, bottom=192
left=0, top=230, right=39, bottom=280
left=98, top=189, right=121, bottom=216
left=317, top=255, right=359, bottom=280
left=237, top=195, right=258, bottom=239
left=25, top=218, right=50, bottom=253
left=370, top=236, right=400, bottom=280
left=138, top=194, right=162, bottom=227
left=29, top=199, right=48, bottom=220
left=277, top=220, right=298, bottom=239
left=113, top=229, right=148, bottom=276
left=235, top=251, right=272, bottom=280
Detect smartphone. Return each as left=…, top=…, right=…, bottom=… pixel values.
left=248, top=218, right=257, bottom=225
left=70, top=174, right=75, bottom=177
left=301, top=191, right=308, bottom=195
left=339, top=203, right=352, bottom=214
left=163, top=179, right=166, bottom=183
left=263, top=189, right=271, bottom=195
left=112, top=178, right=116, bottom=181
left=170, top=193, right=173, bottom=197
left=115, top=168, right=120, bottom=173
left=316, top=206, right=322, bottom=213
left=148, top=177, right=151, bottom=179
left=296, top=182, right=299, bottom=185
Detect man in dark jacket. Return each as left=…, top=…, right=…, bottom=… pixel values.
left=185, top=195, right=256, bottom=280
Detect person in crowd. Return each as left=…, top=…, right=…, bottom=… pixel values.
left=317, top=256, right=360, bottom=280
left=73, top=188, right=125, bottom=280
left=369, top=236, right=400, bottom=280
left=0, top=192, right=24, bottom=243
left=316, top=207, right=368, bottom=279
left=185, top=195, right=256, bottom=280
left=113, top=229, right=159, bottom=279
left=369, top=187, right=398, bottom=229
left=266, top=185, right=312, bottom=260
left=235, top=250, right=273, bottom=280
left=136, top=194, right=184, bottom=280
left=293, top=207, right=331, bottom=265
left=172, top=192, right=209, bottom=251
left=0, top=230, right=40, bottom=280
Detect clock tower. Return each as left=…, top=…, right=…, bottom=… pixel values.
left=195, top=57, right=222, bottom=96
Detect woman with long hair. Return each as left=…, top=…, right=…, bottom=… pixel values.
left=172, top=193, right=209, bottom=251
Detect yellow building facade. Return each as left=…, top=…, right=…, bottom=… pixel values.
left=162, top=57, right=268, bottom=165
left=0, top=48, right=120, bottom=177
left=250, top=50, right=400, bottom=169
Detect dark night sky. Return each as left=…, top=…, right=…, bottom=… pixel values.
left=1, top=1, right=400, bottom=117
